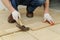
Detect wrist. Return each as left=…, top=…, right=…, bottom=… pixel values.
left=44, top=9, right=49, bottom=13
left=44, top=13, right=49, bottom=16
left=10, top=8, right=16, bottom=13
left=12, top=10, right=18, bottom=14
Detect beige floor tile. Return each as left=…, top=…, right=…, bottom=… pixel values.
left=0, top=7, right=60, bottom=36
left=53, top=37, right=60, bottom=40
left=0, top=10, right=16, bottom=30
left=28, top=28, right=60, bottom=40
left=21, top=14, right=50, bottom=31
left=19, top=7, right=60, bottom=30
left=0, top=10, right=20, bottom=36
left=19, top=7, right=47, bottom=30
left=47, top=24, right=60, bottom=34
left=1, top=32, right=37, bottom=40
left=0, top=38, right=3, bottom=40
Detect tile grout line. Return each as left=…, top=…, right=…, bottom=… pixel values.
left=27, top=31, right=39, bottom=40
left=0, top=30, right=21, bottom=37
left=0, top=22, right=60, bottom=37
left=47, top=28, right=60, bottom=35
left=31, top=22, right=60, bottom=31
left=0, top=30, right=39, bottom=40
left=47, top=22, right=60, bottom=35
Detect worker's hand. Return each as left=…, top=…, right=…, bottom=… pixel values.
left=43, top=13, right=55, bottom=25
left=12, top=10, right=21, bottom=22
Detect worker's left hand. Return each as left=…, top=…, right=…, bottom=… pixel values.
left=43, top=13, right=55, bottom=25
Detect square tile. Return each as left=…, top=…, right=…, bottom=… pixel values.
left=47, top=24, right=60, bottom=34
left=0, top=7, right=60, bottom=36
left=28, top=28, right=60, bottom=40
left=0, top=10, right=20, bottom=36
left=53, top=37, right=60, bottom=40
left=1, top=32, right=37, bottom=40
left=0, top=37, right=3, bottom=40
left=19, top=7, right=60, bottom=31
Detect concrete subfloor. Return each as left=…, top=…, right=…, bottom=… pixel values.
left=0, top=7, right=60, bottom=40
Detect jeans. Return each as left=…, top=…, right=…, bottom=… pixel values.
left=10, top=0, right=45, bottom=13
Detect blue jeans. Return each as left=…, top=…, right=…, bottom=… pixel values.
left=10, top=0, right=45, bottom=13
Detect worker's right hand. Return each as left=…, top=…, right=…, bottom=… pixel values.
left=43, top=13, right=55, bottom=25
left=12, top=10, right=21, bottom=22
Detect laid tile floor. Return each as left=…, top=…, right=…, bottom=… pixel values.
left=0, top=7, right=60, bottom=40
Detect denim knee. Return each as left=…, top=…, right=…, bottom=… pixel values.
left=27, top=0, right=45, bottom=13
left=31, top=0, right=46, bottom=6
left=10, top=0, right=19, bottom=10
left=37, top=0, right=45, bottom=6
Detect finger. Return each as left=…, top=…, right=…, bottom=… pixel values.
left=45, top=20, right=50, bottom=24
left=46, top=20, right=55, bottom=25
left=49, top=20, right=55, bottom=25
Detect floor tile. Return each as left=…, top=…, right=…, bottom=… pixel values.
left=47, top=24, right=60, bottom=34
left=0, top=10, right=20, bottom=36
left=28, top=28, right=60, bottom=40
left=19, top=7, right=60, bottom=30
left=0, top=7, right=60, bottom=36
left=53, top=37, right=60, bottom=40
left=1, top=32, right=37, bottom=40
left=0, top=37, right=3, bottom=40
